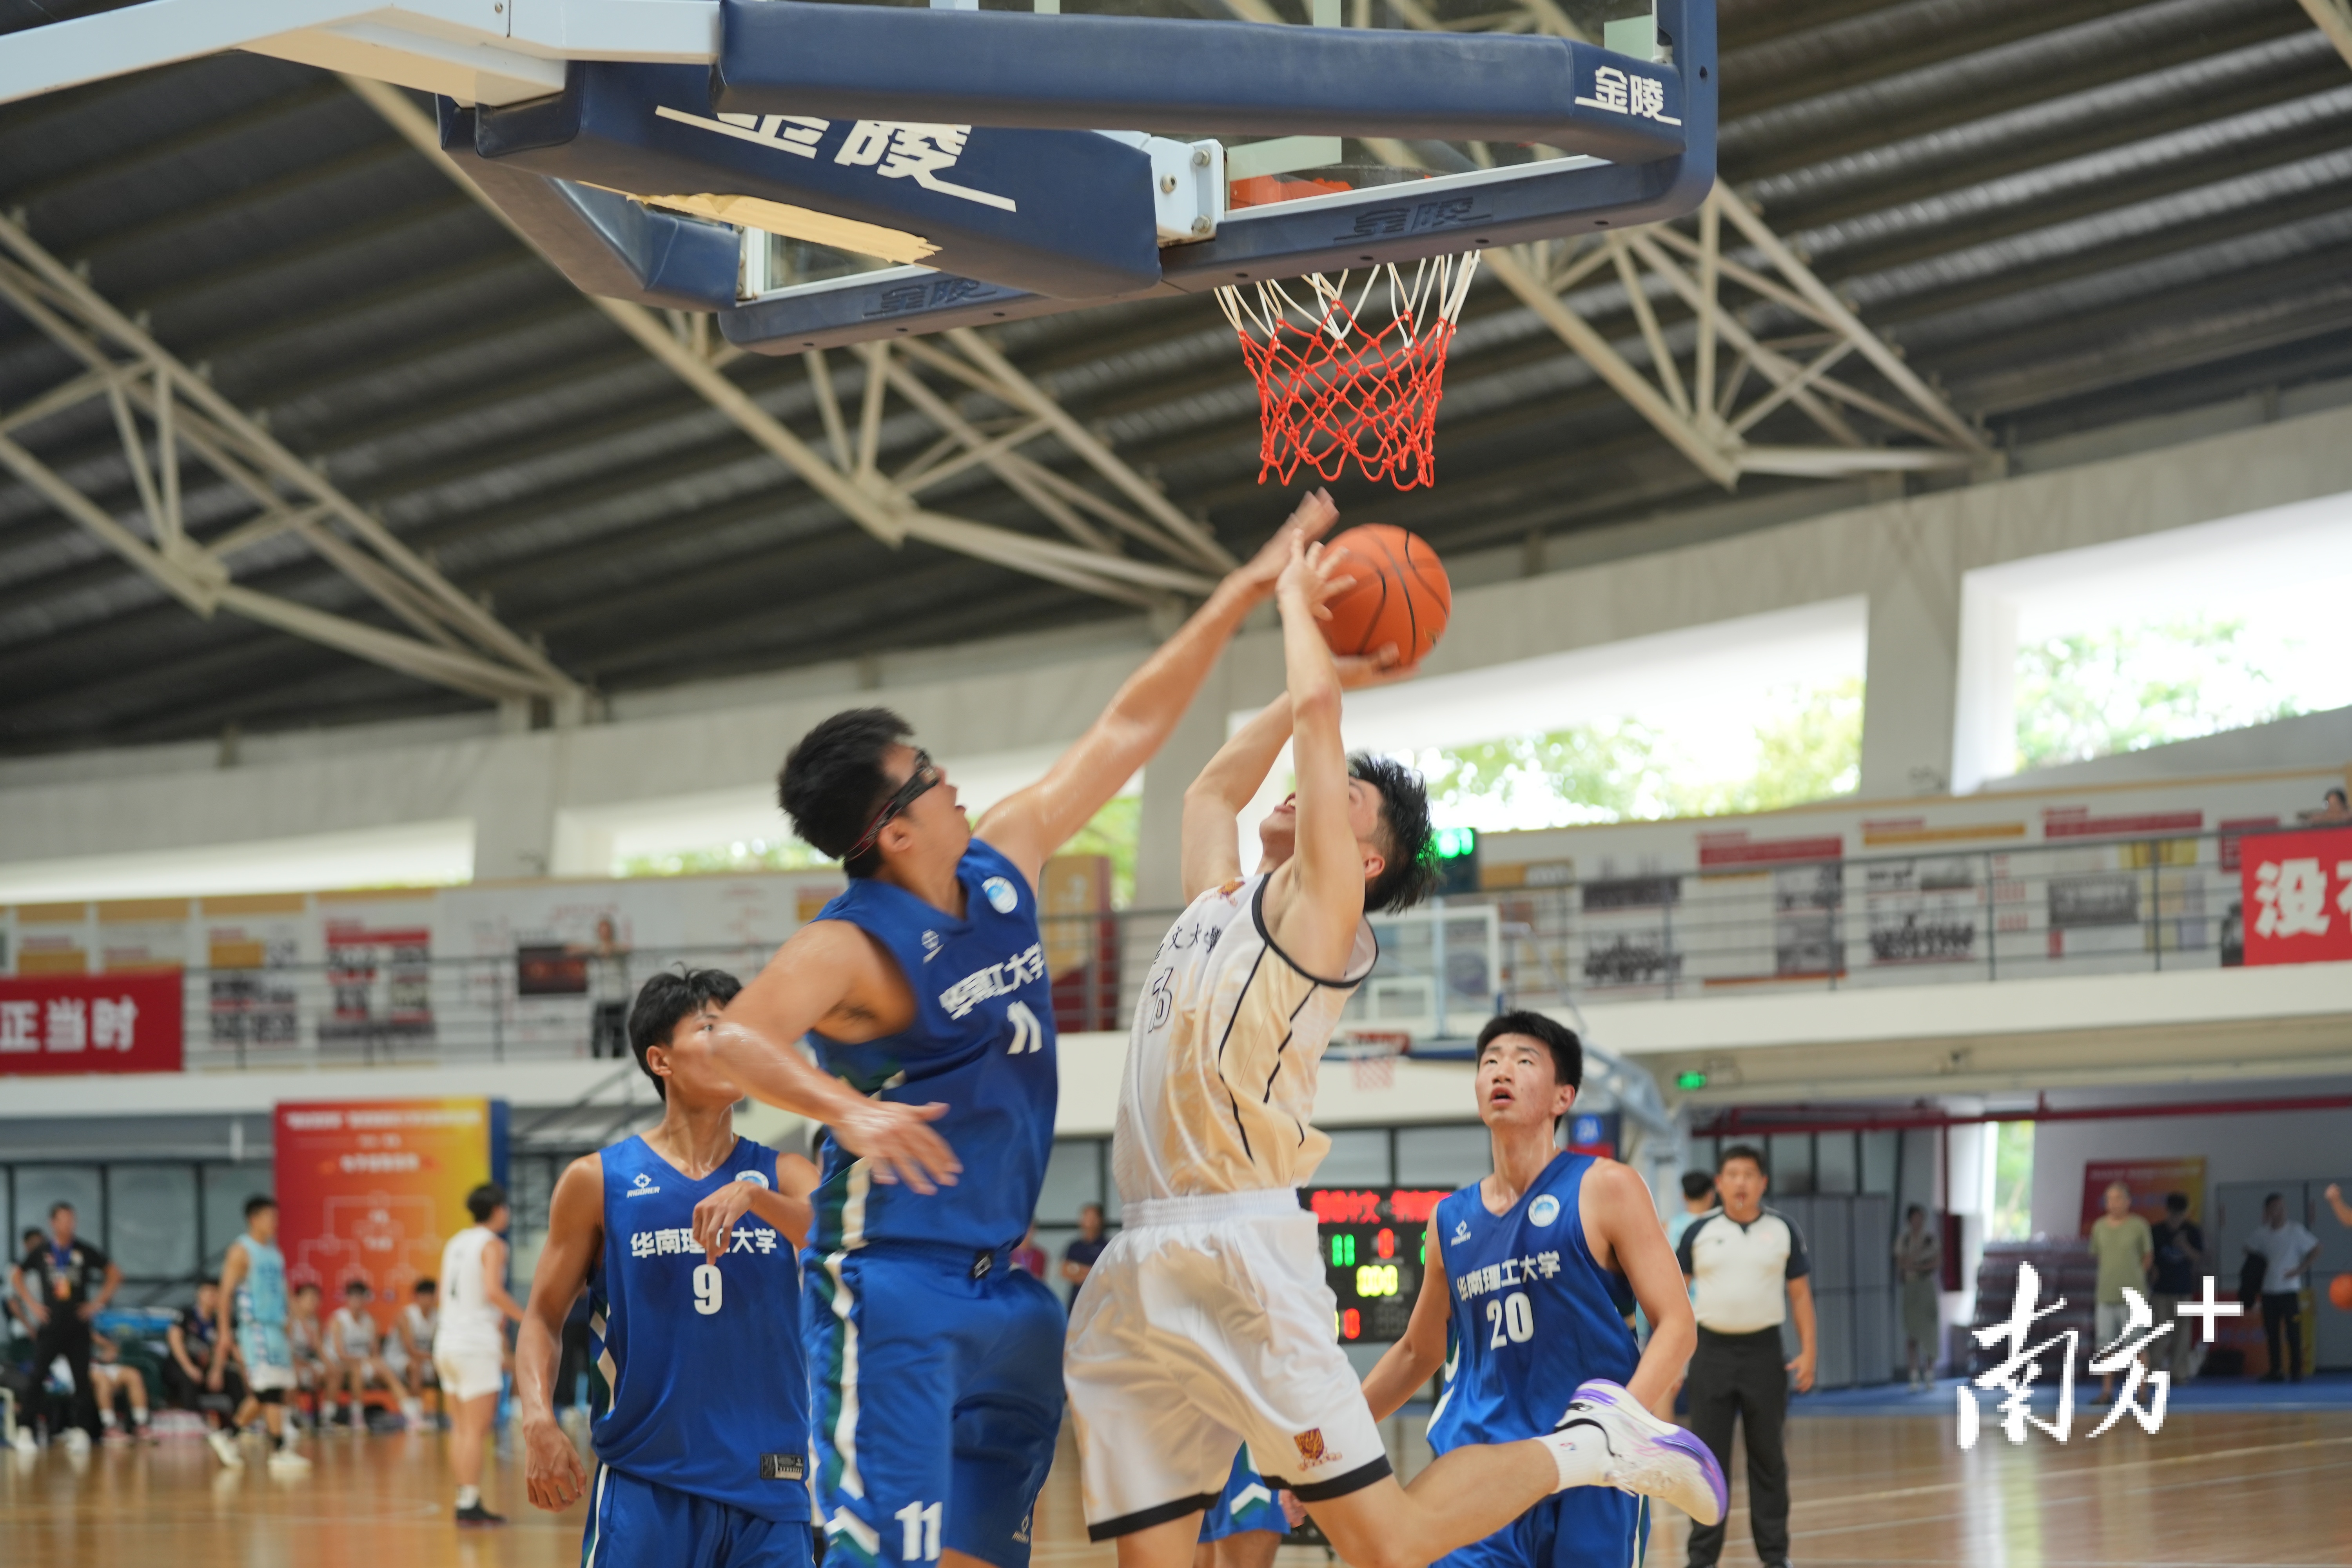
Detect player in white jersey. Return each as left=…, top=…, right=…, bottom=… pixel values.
left=1065, top=535, right=1724, bottom=1568
left=440, top=1184, right=526, bottom=1525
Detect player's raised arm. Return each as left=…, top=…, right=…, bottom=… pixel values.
left=1265, top=534, right=1373, bottom=977
left=711, top=922, right=960, bottom=1192
left=979, top=489, right=1339, bottom=889
left=517, top=1153, right=603, bottom=1513
left=1361, top=1219, right=1453, bottom=1420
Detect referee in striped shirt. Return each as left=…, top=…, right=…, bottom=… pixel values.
left=1675, top=1144, right=1816, bottom=1568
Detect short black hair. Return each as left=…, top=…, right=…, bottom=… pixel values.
left=21, top=1228, right=42, bottom=1246
left=343, top=1278, right=369, bottom=1296
left=1350, top=753, right=1439, bottom=913
left=244, top=1194, right=276, bottom=1219
left=199, top=1276, right=220, bottom=1290
left=48, top=1201, right=72, bottom=1218
left=2264, top=1190, right=2285, bottom=1208
left=293, top=1281, right=320, bottom=1298
left=2165, top=1192, right=2189, bottom=1214
left=414, top=1278, right=437, bottom=1294
left=2329, top=787, right=2348, bottom=806
left=1906, top=1203, right=1927, bottom=1220
left=1718, top=1143, right=1768, bottom=1176
left=1682, top=1172, right=1717, bottom=1202
left=466, top=1183, right=508, bottom=1223
left=1475, top=1011, right=1583, bottom=1095
left=780, top=708, right=912, bottom=876
left=628, top=966, right=744, bottom=1100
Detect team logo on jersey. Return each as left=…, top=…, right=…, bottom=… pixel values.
left=1452, top=1220, right=1472, bottom=1244
left=735, top=1170, right=771, bottom=1189
left=1528, top=1194, right=1561, bottom=1227
left=759, top=1452, right=807, bottom=1481
left=922, top=929, right=944, bottom=962
left=626, top=1172, right=663, bottom=1198
left=1292, top=1428, right=1338, bottom=1468
left=982, top=875, right=1018, bottom=913
left=1005, top=1000, right=1044, bottom=1054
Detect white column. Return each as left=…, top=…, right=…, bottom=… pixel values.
left=1858, top=507, right=1963, bottom=799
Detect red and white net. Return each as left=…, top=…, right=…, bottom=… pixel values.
left=1216, top=253, right=1480, bottom=491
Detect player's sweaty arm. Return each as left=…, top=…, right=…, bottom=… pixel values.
left=1264, top=534, right=1368, bottom=978
left=517, top=1153, right=603, bottom=1513
left=1584, top=1161, right=1696, bottom=1414
left=981, top=489, right=1339, bottom=891
left=1180, top=647, right=1410, bottom=903
left=1362, top=1220, right=1451, bottom=1420
left=712, top=922, right=960, bottom=1192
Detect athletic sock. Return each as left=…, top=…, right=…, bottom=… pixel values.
left=1537, top=1426, right=1611, bottom=1492
left=456, top=1486, right=481, bottom=1510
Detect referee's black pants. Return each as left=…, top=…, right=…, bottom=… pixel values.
left=1685, top=1325, right=1791, bottom=1568
left=27, top=1315, right=99, bottom=1441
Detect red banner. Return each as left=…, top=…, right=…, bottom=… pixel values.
left=2239, top=826, right=2352, bottom=966
left=0, top=971, right=183, bottom=1074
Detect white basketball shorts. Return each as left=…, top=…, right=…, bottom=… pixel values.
left=434, top=1345, right=504, bottom=1403
left=1063, top=1189, right=1390, bottom=1539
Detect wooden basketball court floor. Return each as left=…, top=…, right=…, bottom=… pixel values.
left=6, top=1410, right=2348, bottom=1568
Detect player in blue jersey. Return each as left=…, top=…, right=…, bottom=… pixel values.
left=705, top=495, right=1343, bottom=1568
left=1195, top=1449, right=1285, bottom=1568
left=1361, top=1011, right=1711, bottom=1568
left=516, top=966, right=819, bottom=1568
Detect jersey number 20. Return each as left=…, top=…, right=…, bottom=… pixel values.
left=1486, top=1292, right=1533, bottom=1347
left=693, top=1264, right=723, bottom=1316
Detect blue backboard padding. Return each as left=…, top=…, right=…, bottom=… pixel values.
left=436, top=99, right=740, bottom=311
left=470, top=63, right=1163, bottom=301
left=719, top=269, right=1070, bottom=352
left=714, top=1, right=1683, bottom=163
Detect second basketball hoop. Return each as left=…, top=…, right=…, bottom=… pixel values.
left=1217, top=251, right=1480, bottom=492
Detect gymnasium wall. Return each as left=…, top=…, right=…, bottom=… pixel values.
left=2027, top=1090, right=2352, bottom=1242
left=9, top=399, right=2352, bottom=893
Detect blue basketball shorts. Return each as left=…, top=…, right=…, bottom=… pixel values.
left=1198, top=1448, right=1284, bottom=1544
left=581, top=1465, right=815, bottom=1568
left=1433, top=1485, right=1645, bottom=1568
left=806, top=1242, right=1065, bottom=1568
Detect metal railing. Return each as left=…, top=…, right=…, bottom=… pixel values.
left=162, top=826, right=2284, bottom=1069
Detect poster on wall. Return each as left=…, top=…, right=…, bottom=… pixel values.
left=203, top=893, right=309, bottom=1053
left=272, top=1098, right=508, bottom=1327
left=0, top=971, right=184, bottom=1075
left=318, top=892, right=436, bottom=1053
left=1863, top=857, right=1979, bottom=966
left=2079, top=1156, right=2207, bottom=1231
left=2238, top=825, right=2352, bottom=967
left=14, top=903, right=91, bottom=976
left=1575, top=871, right=1682, bottom=992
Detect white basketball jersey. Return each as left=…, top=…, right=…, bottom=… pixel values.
left=436, top=1226, right=503, bottom=1353
left=1111, top=873, right=1376, bottom=1204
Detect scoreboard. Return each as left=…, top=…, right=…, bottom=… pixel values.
left=1307, top=1187, right=1452, bottom=1343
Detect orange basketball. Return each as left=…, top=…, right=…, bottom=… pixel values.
left=1318, top=524, right=1451, bottom=666
left=2332, top=1273, right=2352, bottom=1312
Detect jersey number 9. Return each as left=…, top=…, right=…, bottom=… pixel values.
left=693, top=1263, right=723, bottom=1316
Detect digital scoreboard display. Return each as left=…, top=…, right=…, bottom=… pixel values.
left=1307, top=1187, right=1451, bottom=1343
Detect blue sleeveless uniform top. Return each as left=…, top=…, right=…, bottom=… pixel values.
left=591, top=1135, right=809, bottom=1522
left=231, top=1236, right=289, bottom=1367
left=805, top=839, right=1057, bottom=1253
left=1426, top=1152, right=1639, bottom=1454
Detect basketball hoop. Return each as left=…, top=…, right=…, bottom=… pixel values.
left=1216, top=252, right=1481, bottom=491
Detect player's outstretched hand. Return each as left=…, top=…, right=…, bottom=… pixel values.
left=523, top=1413, right=589, bottom=1512
left=1276, top=534, right=1357, bottom=622
left=1334, top=643, right=1415, bottom=690
left=692, top=1180, right=761, bottom=1264
left=835, top=1100, right=961, bottom=1194
left=1234, top=488, right=1339, bottom=599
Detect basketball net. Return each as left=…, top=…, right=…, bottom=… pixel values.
left=1216, top=252, right=1480, bottom=491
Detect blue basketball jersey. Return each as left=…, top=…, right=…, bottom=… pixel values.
left=231, top=1235, right=290, bottom=1369
left=591, top=1135, right=810, bottom=1523
left=1426, top=1153, right=1638, bottom=1454
left=806, top=839, right=1057, bottom=1252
